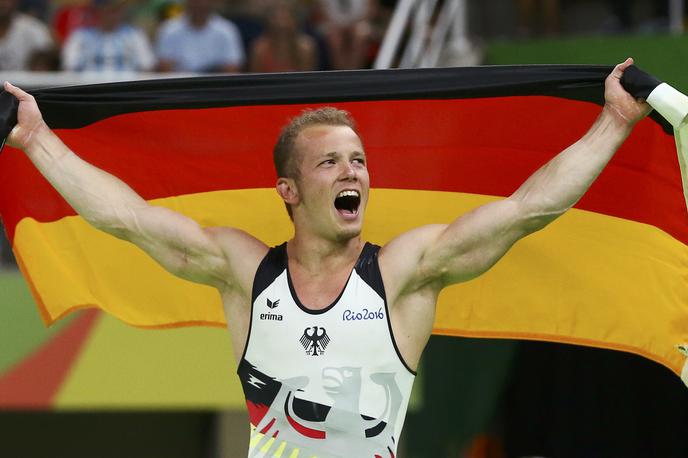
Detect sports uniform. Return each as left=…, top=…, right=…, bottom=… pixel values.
left=239, top=242, right=415, bottom=458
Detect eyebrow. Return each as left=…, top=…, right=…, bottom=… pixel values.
left=322, top=150, right=366, bottom=158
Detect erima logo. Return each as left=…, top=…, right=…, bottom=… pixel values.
left=260, top=298, right=283, bottom=321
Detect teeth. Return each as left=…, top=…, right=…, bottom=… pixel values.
left=337, top=190, right=360, bottom=198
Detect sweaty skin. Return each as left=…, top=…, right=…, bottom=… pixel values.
left=3, top=58, right=650, bottom=369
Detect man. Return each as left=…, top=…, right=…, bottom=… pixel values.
left=0, top=0, right=52, bottom=70
left=61, top=0, right=156, bottom=73
left=3, top=58, right=649, bottom=457
left=156, top=0, right=244, bottom=73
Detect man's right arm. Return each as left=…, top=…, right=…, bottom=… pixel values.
left=4, top=82, right=265, bottom=291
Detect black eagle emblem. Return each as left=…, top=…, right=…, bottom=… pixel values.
left=299, top=326, right=330, bottom=356
left=267, top=298, right=280, bottom=309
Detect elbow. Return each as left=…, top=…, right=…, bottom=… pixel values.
left=87, top=206, right=139, bottom=240
left=511, top=197, right=565, bottom=235
left=522, top=213, right=558, bottom=234
left=90, top=218, right=129, bottom=240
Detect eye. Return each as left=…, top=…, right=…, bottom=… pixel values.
left=320, top=159, right=336, bottom=166
left=352, top=158, right=366, bottom=166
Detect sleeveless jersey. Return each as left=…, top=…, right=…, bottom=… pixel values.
left=238, top=242, right=416, bottom=458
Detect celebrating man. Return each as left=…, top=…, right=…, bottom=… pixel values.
left=3, top=58, right=650, bottom=457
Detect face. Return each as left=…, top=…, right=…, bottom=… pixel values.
left=279, top=125, right=369, bottom=241
left=268, top=3, right=297, bottom=34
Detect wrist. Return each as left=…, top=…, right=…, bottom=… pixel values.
left=600, top=105, right=635, bottom=136
left=24, top=121, right=55, bottom=155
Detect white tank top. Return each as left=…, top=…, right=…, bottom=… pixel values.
left=238, top=242, right=416, bottom=458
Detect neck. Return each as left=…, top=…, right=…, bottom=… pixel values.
left=288, top=233, right=363, bottom=275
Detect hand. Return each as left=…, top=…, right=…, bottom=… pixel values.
left=3, top=81, right=49, bottom=151
left=603, top=58, right=653, bottom=128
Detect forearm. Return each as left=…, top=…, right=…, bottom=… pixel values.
left=24, top=125, right=149, bottom=236
left=412, top=60, right=650, bottom=288
left=510, top=107, right=632, bottom=227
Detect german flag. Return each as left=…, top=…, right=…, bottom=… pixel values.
left=0, top=66, right=686, bottom=386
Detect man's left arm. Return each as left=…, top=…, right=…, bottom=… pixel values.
left=383, top=59, right=652, bottom=299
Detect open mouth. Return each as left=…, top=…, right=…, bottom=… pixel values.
left=334, top=190, right=361, bottom=217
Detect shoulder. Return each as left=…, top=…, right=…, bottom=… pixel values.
left=206, top=226, right=269, bottom=260
left=14, top=13, right=51, bottom=39
left=14, top=13, right=48, bottom=30
left=120, top=25, right=151, bottom=42
left=116, top=24, right=142, bottom=35
left=208, top=14, right=241, bottom=36
left=205, top=226, right=269, bottom=293
left=379, top=224, right=447, bottom=301
left=63, top=27, right=95, bottom=50
left=380, top=224, right=446, bottom=266
left=158, top=16, right=185, bottom=36
left=65, top=27, right=91, bottom=41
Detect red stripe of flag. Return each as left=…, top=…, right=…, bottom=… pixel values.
left=0, top=97, right=684, bottom=243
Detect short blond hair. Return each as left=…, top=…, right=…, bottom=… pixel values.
left=274, top=107, right=358, bottom=218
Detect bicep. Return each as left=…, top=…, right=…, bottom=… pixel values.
left=383, top=197, right=535, bottom=299
left=115, top=204, right=232, bottom=289
left=422, top=197, right=535, bottom=286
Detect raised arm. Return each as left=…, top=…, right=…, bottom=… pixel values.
left=3, top=82, right=265, bottom=292
left=382, top=59, right=652, bottom=301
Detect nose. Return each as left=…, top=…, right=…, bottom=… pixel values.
left=339, top=162, right=357, bottom=181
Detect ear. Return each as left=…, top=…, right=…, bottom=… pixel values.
left=276, top=177, right=299, bottom=205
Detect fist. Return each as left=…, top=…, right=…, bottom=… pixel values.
left=3, top=81, right=48, bottom=151
left=604, top=58, right=652, bottom=128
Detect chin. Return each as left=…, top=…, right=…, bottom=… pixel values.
left=334, top=223, right=362, bottom=242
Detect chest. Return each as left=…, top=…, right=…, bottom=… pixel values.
left=245, top=269, right=393, bottom=376
left=288, top=263, right=353, bottom=310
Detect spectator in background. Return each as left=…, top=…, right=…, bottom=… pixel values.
left=127, top=0, right=184, bottom=44
left=62, top=0, right=155, bottom=72
left=249, top=0, right=317, bottom=73
left=28, top=46, right=60, bottom=70
left=516, top=0, right=560, bottom=37
left=156, top=0, right=244, bottom=73
left=52, top=2, right=97, bottom=46
left=0, top=0, right=52, bottom=70
left=319, top=0, right=373, bottom=69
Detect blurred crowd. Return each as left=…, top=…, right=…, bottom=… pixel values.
left=516, top=0, right=686, bottom=37
left=1, top=0, right=685, bottom=75
left=0, top=0, right=396, bottom=74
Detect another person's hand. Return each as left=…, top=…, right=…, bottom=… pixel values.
left=3, top=82, right=49, bottom=151
left=603, top=58, right=652, bottom=129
